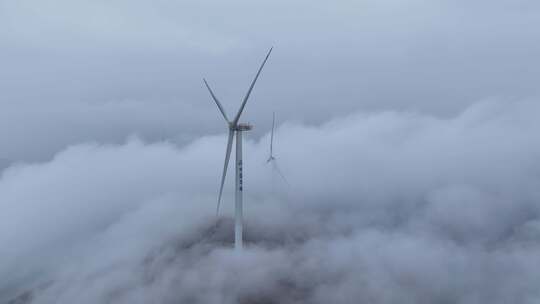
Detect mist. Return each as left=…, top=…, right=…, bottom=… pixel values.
left=3, top=0, right=540, bottom=302
left=1, top=100, right=539, bottom=303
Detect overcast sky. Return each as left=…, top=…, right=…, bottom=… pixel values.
left=1, top=1, right=540, bottom=303
left=1, top=0, right=540, bottom=161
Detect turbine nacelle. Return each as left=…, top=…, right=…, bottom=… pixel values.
left=235, top=123, right=253, bottom=131
left=227, top=121, right=253, bottom=131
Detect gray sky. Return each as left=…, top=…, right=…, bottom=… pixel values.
left=1, top=1, right=540, bottom=303
left=1, top=0, right=540, bottom=161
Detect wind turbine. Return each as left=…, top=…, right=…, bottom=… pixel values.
left=267, top=112, right=289, bottom=187
left=203, top=47, right=273, bottom=250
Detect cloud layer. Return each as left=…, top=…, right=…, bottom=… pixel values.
left=2, top=100, right=540, bottom=303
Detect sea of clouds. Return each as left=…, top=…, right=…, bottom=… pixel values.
left=1, top=100, right=539, bottom=303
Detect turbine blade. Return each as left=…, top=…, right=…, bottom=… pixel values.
left=217, top=129, right=234, bottom=215
left=273, top=161, right=290, bottom=187
left=203, top=78, right=230, bottom=123
left=232, top=47, right=273, bottom=126
left=270, top=112, right=275, bottom=159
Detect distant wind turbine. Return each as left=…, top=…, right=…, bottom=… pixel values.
left=203, top=47, right=273, bottom=250
left=267, top=112, right=289, bottom=186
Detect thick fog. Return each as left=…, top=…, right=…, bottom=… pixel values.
left=2, top=0, right=540, bottom=303
left=1, top=100, right=540, bottom=303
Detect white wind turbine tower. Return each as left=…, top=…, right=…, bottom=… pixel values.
left=203, top=47, right=273, bottom=250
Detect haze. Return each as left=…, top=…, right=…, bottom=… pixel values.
left=1, top=0, right=540, bottom=303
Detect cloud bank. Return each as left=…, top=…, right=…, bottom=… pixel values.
left=1, top=100, right=540, bottom=303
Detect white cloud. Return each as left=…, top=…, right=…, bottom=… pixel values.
left=1, top=100, right=540, bottom=303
